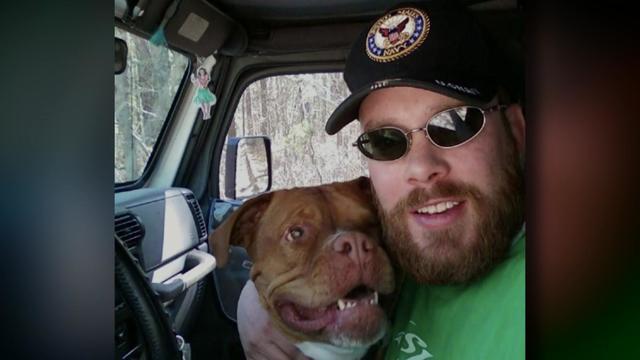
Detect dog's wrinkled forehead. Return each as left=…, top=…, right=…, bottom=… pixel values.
left=263, top=189, right=329, bottom=227
left=265, top=185, right=377, bottom=232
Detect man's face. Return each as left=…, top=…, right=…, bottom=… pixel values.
left=358, top=87, right=524, bottom=284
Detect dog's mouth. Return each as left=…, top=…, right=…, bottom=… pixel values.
left=336, top=285, right=379, bottom=310
left=276, top=285, right=383, bottom=336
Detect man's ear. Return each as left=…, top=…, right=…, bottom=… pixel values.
left=208, top=192, right=273, bottom=267
left=504, top=103, right=526, bottom=155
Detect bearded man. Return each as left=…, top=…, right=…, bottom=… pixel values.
left=238, top=2, right=525, bottom=359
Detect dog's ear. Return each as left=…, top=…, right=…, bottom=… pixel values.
left=349, top=176, right=373, bottom=201
left=209, top=192, right=273, bottom=267
left=355, top=175, right=372, bottom=194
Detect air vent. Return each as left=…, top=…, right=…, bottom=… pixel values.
left=185, top=193, right=208, bottom=240
left=115, top=213, right=144, bottom=251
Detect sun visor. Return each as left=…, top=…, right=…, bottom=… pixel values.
left=122, top=0, right=247, bottom=57
left=164, top=0, right=247, bottom=56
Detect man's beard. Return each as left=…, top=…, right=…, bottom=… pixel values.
left=374, top=144, right=524, bottom=285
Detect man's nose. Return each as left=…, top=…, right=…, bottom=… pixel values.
left=404, top=134, right=450, bottom=184
left=332, top=233, right=375, bottom=265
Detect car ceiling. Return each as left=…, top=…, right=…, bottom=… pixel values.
left=208, top=0, right=522, bottom=54
left=116, top=0, right=521, bottom=87
left=211, top=0, right=517, bottom=26
left=117, top=0, right=520, bottom=56
left=207, top=0, right=524, bottom=105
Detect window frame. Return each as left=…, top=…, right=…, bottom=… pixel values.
left=114, top=22, right=194, bottom=192
left=208, top=63, right=348, bottom=200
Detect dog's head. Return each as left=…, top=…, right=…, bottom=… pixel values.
left=210, top=176, right=395, bottom=348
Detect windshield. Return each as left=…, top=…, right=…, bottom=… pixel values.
left=114, top=27, right=190, bottom=184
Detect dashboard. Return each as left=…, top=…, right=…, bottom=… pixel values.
left=115, top=187, right=215, bottom=359
left=115, top=188, right=208, bottom=279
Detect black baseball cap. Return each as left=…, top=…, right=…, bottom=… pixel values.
left=326, top=2, right=500, bottom=135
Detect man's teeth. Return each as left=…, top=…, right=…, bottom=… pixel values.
left=336, top=292, right=378, bottom=311
left=416, top=201, right=459, bottom=215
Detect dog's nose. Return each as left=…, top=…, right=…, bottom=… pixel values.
left=333, top=233, right=375, bottom=264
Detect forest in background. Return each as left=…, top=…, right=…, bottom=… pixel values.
left=220, top=73, right=368, bottom=197
left=114, top=27, right=189, bottom=183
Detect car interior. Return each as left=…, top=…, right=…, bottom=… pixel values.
left=113, top=0, right=523, bottom=359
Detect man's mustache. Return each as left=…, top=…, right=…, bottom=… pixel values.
left=397, top=181, right=482, bottom=211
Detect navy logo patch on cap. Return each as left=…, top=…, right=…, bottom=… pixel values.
left=366, top=7, right=430, bottom=63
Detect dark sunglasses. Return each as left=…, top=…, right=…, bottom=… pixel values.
left=353, top=104, right=507, bottom=161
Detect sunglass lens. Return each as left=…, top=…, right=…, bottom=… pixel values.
left=427, top=107, right=485, bottom=147
left=357, top=128, right=407, bottom=161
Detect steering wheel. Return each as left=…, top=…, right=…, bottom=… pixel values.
left=115, top=236, right=183, bottom=360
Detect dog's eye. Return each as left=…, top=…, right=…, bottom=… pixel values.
left=286, top=227, right=304, bottom=242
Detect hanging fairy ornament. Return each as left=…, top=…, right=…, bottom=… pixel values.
left=191, top=66, right=217, bottom=120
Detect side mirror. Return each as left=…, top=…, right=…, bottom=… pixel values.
left=115, top=37, right=128, bottom=75
left=224, top=136, right=272, bottom=200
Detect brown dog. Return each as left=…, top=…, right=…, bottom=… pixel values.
left=210, top=176, right=395, bottom=359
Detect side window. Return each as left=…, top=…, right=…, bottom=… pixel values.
left=220, top=73, right=367, bottom=198
left=114, top=27, right=190, bottom=184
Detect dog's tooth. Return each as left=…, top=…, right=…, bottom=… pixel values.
left=338, top=299, right=346, bottom=311
left=374, top=291, right=378, bottom=304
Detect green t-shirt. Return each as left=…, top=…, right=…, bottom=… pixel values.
left=383, top=229, right=525, bottom=360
